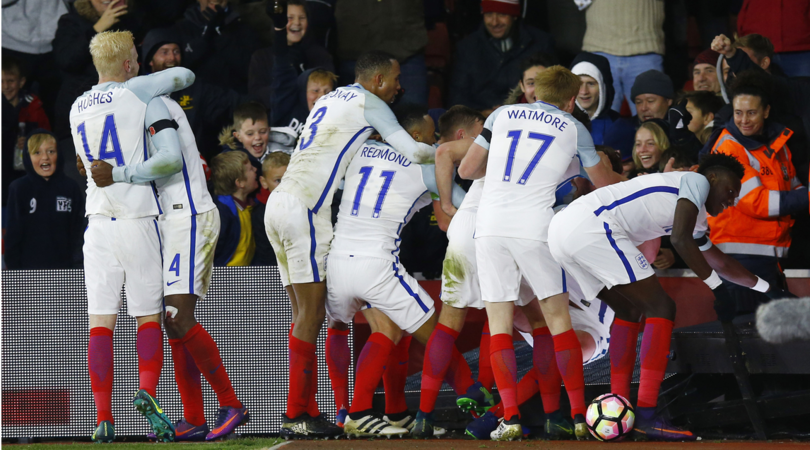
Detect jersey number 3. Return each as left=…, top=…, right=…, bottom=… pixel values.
left=77, top=114, right=125, bottom=166
left=503, top=130, right=555, bottom=185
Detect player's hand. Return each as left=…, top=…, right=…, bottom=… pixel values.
left=652, top=248, right=676, bottom=270
left=441, top=201, right=457, bottom=218
left=93, top=2, right=128, bottom=33
left=662, top=157, right=677, bottom=173
left=77, top=155, right=87, bottom=178
left=90, top=160, right=115, bottom=187
left=711, top=34, right=735, bottom=59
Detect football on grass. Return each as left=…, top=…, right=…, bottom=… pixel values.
left=585, top=393, right=635, bottom=441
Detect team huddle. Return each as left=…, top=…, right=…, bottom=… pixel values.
left=72, top=30, right=790, bottom=443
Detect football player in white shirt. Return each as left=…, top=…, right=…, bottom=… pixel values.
left=548, top=153, right=792, bottom=440
left=265, top=51, right=437, bottom=439
left=89, top=97, right=247, bottom=440
left=458, top=67, right=623, bottom=441
left=69, top=31, right=194, bottom=443
left=324, top=105, right=467, bottom=438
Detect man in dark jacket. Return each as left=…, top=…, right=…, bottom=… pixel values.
left=141, top=27, right=248, bottom=160
left=5, top=130, right=85, bottom=269
left=449, top=0, right=554, bottom=113
left=174, top=0, right=264, bottom=95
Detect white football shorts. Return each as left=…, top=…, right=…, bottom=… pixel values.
left=84, top=215, right=163, bottom=317
left=549, top=203, right=655, bottom=301
left=265, top=191, right=332, bottom=286
left=475, top=236, right=565, bottom=304
left=159, top=209, right=220, bottom=298
left=325, top=254, right=435, bottom=334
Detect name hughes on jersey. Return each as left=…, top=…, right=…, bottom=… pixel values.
left=76, top=91, right=115, bottom=113
left=506, top=108, right=569, bottom=132
left=359, top=144, right=412, bottom=167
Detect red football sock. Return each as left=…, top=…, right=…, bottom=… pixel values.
left=610, top=318, right=640, bottom=400
left=169, top=338, right=206, bottom=426
left=488, top=369, right=539, bottom=419
left=89, top=327, right=114, bottom=425
left=287, top=335, right=316, bottom=418
left=490, top=333, right=519, bottom=421
left=553, top=329, right=586, bottom=418
left=182, top=323, right=241, bottom=409
left=446, top=346, right=475, bottom=395
left=384, top=335, right=411, bottom=415
left=350, top=333, right=395, bottom=414
left=637, top=318, right=674, bottom=408
left=137, top=322, right=163, bottom=397
left=307, top=358, right=320, bottom=418
left=326, top=327, right=351, bottom=413
left=478, top=321, right=494, bottom=391
left=419, top=323, right=459, bottom=412
left=533, top=327, right=562, bottom=414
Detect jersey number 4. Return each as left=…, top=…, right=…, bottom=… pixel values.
left=351, top=166, right=396, bottom=218
left=77, top=114, right=125, bottom=166
left=503, top=130, right=555, bottom=184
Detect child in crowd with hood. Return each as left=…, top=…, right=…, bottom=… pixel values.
left=5, top=130, right=84, bottom=269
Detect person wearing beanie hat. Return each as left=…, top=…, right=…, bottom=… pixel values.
left=5, top=129, right=85, bottom=269
left=631, top=69, right=673, bottom=122
left=450, top=0, right=554, bottom=111
left=692, top=48, right=721, bottom=93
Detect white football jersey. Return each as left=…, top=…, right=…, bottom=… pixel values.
left=276, top=84, right=430, bottom=215
left=153, top=97, right=216, bottom=217
left=331, top=140, right=451, bottom=262
left=474, top=101, right=601, bottom=241
left=571, top=171, right=710, bottom=246
left=71, top=85, right=160, bottom=219
left=458, top=178, right=484, bottom=212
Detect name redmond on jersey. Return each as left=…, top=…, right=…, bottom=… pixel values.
left=76, top=91, right=115, bottom=113
left=359, top=145, right=412, bottom=167
left=506, top=108, right=569, bottom=132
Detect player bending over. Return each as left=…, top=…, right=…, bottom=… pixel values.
left=548, top=153, right=792, bottom=441
left=457, top=66, right=623, bottom=441
left=70, top=30, right=194, bottom=443
left=324, top=105, right=468, bottom=437
left=87, top=85, right=247, bottom=440
left=265, top=50, right=437, bottom=439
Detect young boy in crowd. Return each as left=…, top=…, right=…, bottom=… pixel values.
left=5, top=130, right=84, bottom=269
left=252, top=152, right=289, bottom=266
left=270, top=68, right=338, bottom=154
left=211, top=151, right=259, bottom=267
left=219, top=102, right=270, bottom=172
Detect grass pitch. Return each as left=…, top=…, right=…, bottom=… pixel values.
left=12, top=437, right=285, bottom=450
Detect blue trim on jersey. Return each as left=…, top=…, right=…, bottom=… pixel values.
left=561, top=268, right=567, bottom=293
left=594, top=186, right=679, bottom=216
left=598, top=301, right=608, bottom=324
left=144, top=131, right=163, bottom=214
left=181, top=154, right=198, bottom=215
left=312, top=126, right=373, bottom=214
left=392, top=261, right=429, bottom=312
left=556, top=175, right=581, bottom=192
left=189, top=214, right=197, bottom=294
left=153, top=219, right=163, bottom=261
left=307, top=209, right=320, bottom=282
left=603, top=222, right=635, bottom=283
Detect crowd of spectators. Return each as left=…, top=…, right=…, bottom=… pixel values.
left=2, top=0, right=809, bottom=302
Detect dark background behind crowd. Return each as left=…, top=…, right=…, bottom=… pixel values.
left=2, top=0, right=809, bottom=297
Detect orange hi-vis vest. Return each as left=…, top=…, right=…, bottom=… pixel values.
left=708, top=125, right=802, bottom=257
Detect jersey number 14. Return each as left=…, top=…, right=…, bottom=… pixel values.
left=77, top=114, right=125, bottom=166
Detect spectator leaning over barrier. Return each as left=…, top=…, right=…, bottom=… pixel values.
left=580, top=0, right=665, bottom=115
left=692, top=48, right=722, bottom=94
left=5, top=130, right=84, bottom=270
left=708, top=71, right=809, bottom=317
left=212, top=151, right=259, bottom=267
left=631, top=70, right=674, bottom=123
left=141, top=27, right=246, bottom=161
left=571, top=51, right=636, bottom=151
left=174, top=0, right=263, bottom=95
left=683, top=91, right=724, bottom=143
left=450, top=0, right=555, bottom=114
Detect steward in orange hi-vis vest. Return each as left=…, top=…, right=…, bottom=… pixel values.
left=709, top=121, right=809, bottom=258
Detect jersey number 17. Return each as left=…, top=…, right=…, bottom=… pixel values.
left=503, top=130, right=555, bottom=185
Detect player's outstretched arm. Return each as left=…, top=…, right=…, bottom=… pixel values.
left=458, top=142, right=488, bottom=180
left=701, top=245, right=760, bottom=288
left=577, top=123, right=624, bottom=187
left=435, top=138, right=473, bottom=216
left=111, top=97, right=183, bottom=184
left=363, top=93, right=436, bottom=164
left=127, top=67, right=196, bottom=103
left=670, top=198, right=716, bottom=281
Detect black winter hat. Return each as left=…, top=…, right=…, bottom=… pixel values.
left=631, top=70, right=674, bottom=102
